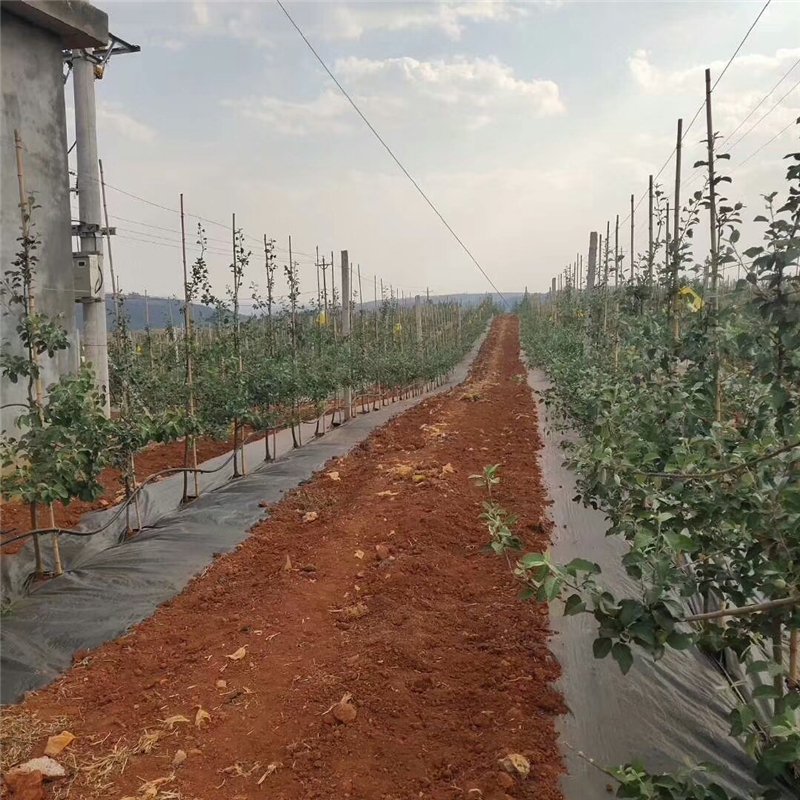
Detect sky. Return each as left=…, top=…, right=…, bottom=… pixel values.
left=74, top=0, right=800, bottom=302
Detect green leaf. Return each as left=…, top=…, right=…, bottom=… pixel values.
left=612, top=642, right=634, bottom=675
left=564, top=557, right=601, bottom=575
left=563, top=593, right=585, bottom=616
left=746, top=660, right=770, bottom=675
left=543, top=574, right=562, bottom=601
left=618, top=599, right=642, bottom=627
left=593, top=637, right=612, bottom=659
left=752, top=684, right=780, bottom=700
left=519, top=552, right=548, bottom=568
left=666, top=631, right=694, bottom=650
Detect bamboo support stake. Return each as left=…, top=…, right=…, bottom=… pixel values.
left=231, top=214, right=241, bottom=475
left=648, top=175, right=654, bottom=284
left=630, top=194, right=635, bottom=282
left=773, top=621, right=785, bottom=716
left=670, top=119, right=683, bottom=343
left=15, top=130, right=44, bottom=578
left=180, top=194, right=199, bottom=501
left=341, top=250, right=352, bottom=422
left=49, top=504, right=62, bottom=576
left=705, top=68, right=722, bottom=424
left=790, top=629, right=799, bottom=684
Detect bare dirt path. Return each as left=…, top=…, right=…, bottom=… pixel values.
left=1, top=315, right=564, bottom=800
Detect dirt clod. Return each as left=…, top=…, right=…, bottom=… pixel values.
left=375, top=544, right=390, bottom=560
left=332, top=702, right=357, bottom=724
left=3, top=770, right=44, bottom=800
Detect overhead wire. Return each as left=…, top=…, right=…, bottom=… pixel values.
left=734, top=117, right=799, bottom=170
left=720, top=55, right=800, bottom=147
left=726, top=76, right=800, bottom=152
left=616, top=0, right=774, bottom=231
left=274, top=0, right=510, bottom=308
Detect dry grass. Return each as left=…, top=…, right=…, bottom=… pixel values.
left=81, top=728, right=165, bottom=793
left=0, top=710, right=70, bottom=772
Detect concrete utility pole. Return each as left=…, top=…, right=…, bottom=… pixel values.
left=341, top=250, right=352, bottom=421
left=73, top=51, right=109, bottom=414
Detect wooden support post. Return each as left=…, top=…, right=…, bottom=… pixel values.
left=630, top=193, right=635, bottom=282
left=648, top=174, right=654, bottom=284
left=341, top=250, right=352, bottom=421
left=670, top=119, right=683, bottom=343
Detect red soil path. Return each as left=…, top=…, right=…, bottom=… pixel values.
left=1, top=316, right=564, bottom=800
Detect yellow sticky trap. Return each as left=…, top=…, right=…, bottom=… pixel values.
left=317, top=311, right=327, bottom=324
left=393, top=322, right=403, bottom=333
left=679, top=286, right=704, bottom=312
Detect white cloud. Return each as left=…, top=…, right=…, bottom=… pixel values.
left=335, top=55, right=565, bottom=119
left=629, top=47, right=800, bottom=94
left=224, top=89, right=352, bottom=136
left=324, top=1, right=529, bottom=41
left=228, top=55, right=563, bottom=137
left=97, top=103, right=156, bottom=143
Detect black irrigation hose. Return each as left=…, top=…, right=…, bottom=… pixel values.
left=0, top=431, right=263, bottom=548
left=0, top=378, right=442, bottom=548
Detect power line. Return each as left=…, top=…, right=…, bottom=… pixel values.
left=734, top=117, right=798, bottom=170
left=727, top=76, right=800, bottom=152
left=681, top=74, right=800, bottom=192
left=617, top=0, right=773, bottom=229
left=721, top=55, right=800, bottom=147
left=274, top=0, right=510, bottom=308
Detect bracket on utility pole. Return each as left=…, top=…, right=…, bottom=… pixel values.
left=72, top=223, right=115, bottom=237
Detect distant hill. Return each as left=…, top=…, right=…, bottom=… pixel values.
left=76, top=291, right=533, bottom=331
left=76, top=294, right=218, bottom=332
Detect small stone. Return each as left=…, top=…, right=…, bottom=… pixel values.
left=499, top=753, right=530, bottom=778
left=172, top=749, right=187, bottom=767
left=375, top=544, right=390, bottom=561
left=7, top=757, right=65, bottom=780
left=216, top=679, right=227, bottom=689
left=332, top=702, right=357, bottom=724
left=300, top=564, right=317, bottom=572
left=189, top=748, right=203, bottom=757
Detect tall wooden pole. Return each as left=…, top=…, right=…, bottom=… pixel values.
left=341, top=250, right=352, bottom=421
left=603, top=220, right=610, bottom=334
left=648, top=175, right=654, bottom=284
left=705, top=68, right=719, bottom=301
left=15, top=130, right=46, bottom=576
left=670, top=119, right=683, bottom=342
left=630, top=194, right=635, bottom=282
left=614, top=215, right=620, bottom=287
left=180, top=194, right=199, bottom=500
left=706, top=68, right=721, bottom=422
